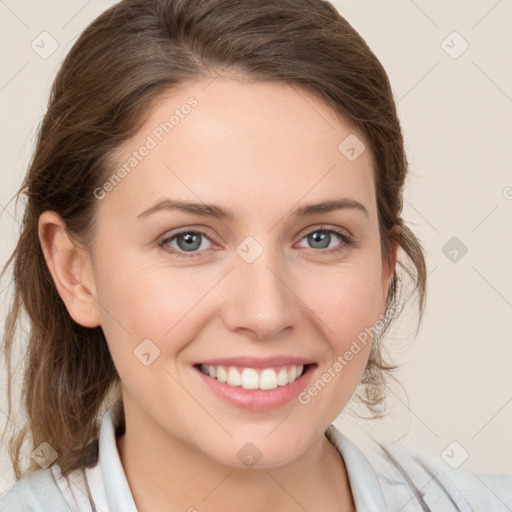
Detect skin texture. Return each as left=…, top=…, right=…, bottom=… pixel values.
left=39, top=76, right=398, bottom=511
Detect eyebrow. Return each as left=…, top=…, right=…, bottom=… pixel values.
left=136, top=197, right=369, bottom=221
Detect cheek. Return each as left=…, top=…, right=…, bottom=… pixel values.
left=295, top=267, right=382, bottom=410
left=93, top=257, right=210, bottom=357
left=303, top=260, right=384, bottom=342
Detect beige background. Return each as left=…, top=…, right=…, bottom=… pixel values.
left=1, top=0, right=511, bottom=493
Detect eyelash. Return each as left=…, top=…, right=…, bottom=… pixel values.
left=158, top=225, right=355, bottom=259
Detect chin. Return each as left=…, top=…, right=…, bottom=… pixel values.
left=202, top=436, right=310, bottom=470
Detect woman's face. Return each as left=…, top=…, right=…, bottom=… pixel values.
left=87, top=77, right=396, bottom=468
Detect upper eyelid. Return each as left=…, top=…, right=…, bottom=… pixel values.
left=160, top=226, right=215, bottom=243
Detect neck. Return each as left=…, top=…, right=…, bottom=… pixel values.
left=116, top=404, right=355, bottom=512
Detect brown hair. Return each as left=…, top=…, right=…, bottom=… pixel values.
left=1, top=0, right=426, bottom=484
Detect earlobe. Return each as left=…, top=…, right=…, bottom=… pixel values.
left=38, top=211, right=101, bottom=328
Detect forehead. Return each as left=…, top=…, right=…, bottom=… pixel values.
left=102, top=77, right=376, bottom=221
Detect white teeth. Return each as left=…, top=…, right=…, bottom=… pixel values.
left=216, top=366, right=227, bottom=383
left=198, top=364, right=307, bottom=390
left=227, top=367, right=241, bottom=386
left=241, top=368, right=259, bottom=389
left=260, top=368, right=278, bottom=390
left=288, top=366, right=297, bottom=384
left=277, top=367, right=288, bottom=386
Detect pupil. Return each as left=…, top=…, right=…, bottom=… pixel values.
left=179, top=232, right=201, bottom=251
left=310, top=231, right=329, bottom=249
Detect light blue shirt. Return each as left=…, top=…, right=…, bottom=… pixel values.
left=1, top=401, right=511, bottom=511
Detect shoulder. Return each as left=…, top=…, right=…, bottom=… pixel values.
left=370, top=438, right=512, bottom=511
left=0, top=466, right=72, bottom=511
left=439, top=463, right=512, bottom=511
left=326, top=425, right=512, bottom=511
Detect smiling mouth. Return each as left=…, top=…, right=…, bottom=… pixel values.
left=194, top=363, right=316, bottom=390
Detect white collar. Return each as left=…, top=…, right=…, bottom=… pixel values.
left=99, top=402, right=138, bottom=511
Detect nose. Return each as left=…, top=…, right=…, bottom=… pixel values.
left=221, top=250, right=300, bottom=341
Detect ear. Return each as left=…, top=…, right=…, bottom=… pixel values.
left=38, top=211, right=101, bottom=328
left=379, top=224, right=400, bottom=314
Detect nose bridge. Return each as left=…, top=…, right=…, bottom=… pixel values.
left=223, top=238, right=298, bottom=340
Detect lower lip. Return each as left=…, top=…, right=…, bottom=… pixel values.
left=194, top=365, right=316, bottom=412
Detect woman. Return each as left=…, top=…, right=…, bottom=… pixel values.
left=1, top=0, right=510, bottom=510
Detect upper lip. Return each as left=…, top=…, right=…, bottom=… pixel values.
left=195, top=356, right=316, bottom=369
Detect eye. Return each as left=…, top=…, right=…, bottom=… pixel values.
left=296, top=225, right=354, bottom=254
left=158, top=224, right=355, bottom=259
left=159, top=229, right=214, bottom=258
